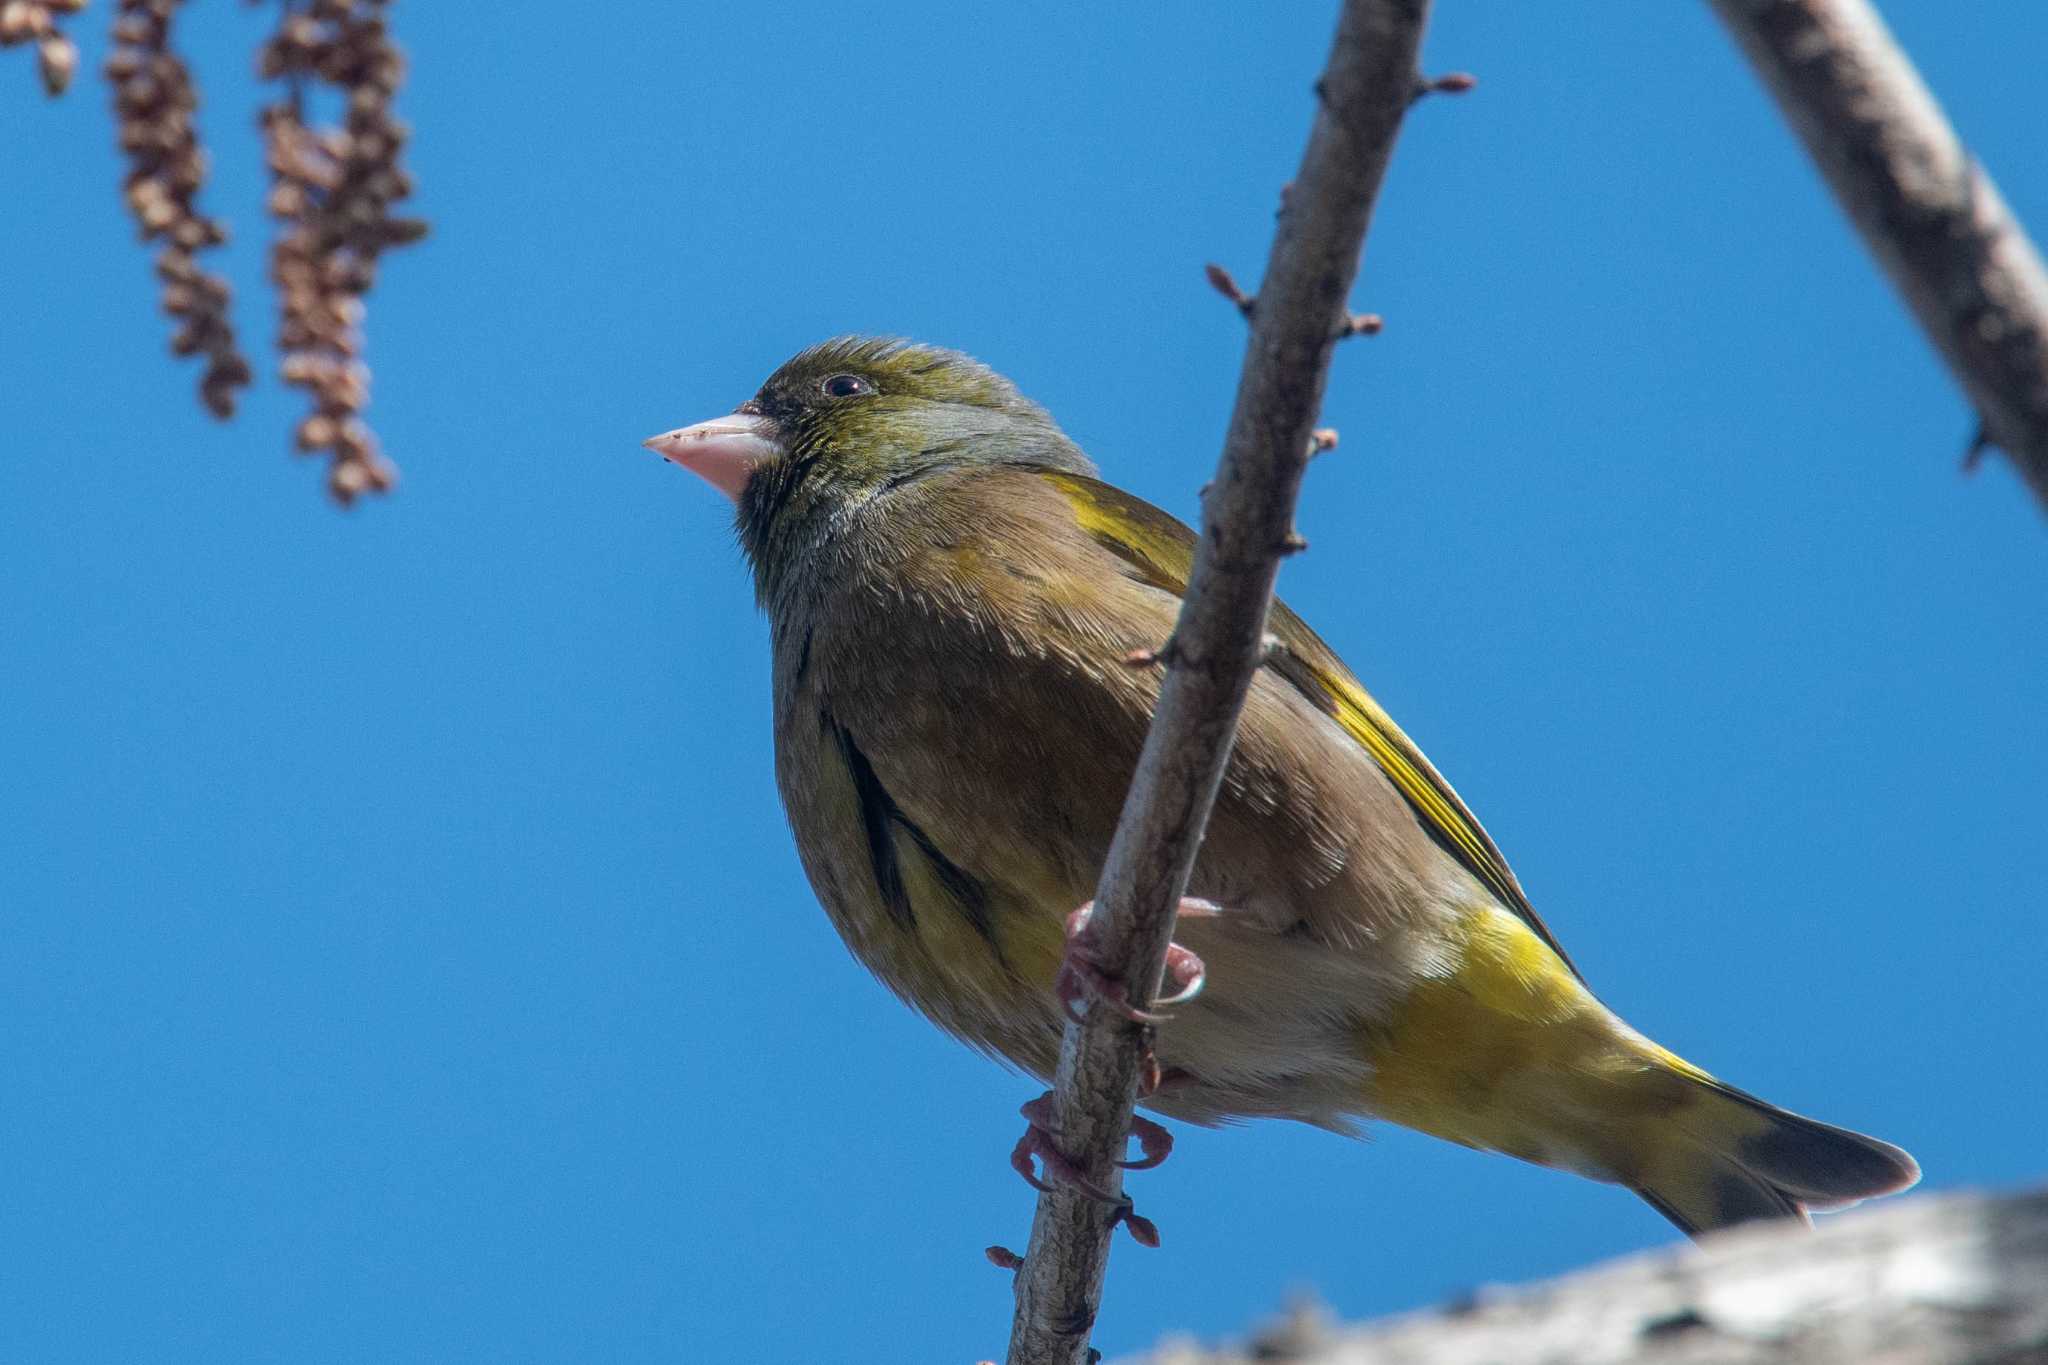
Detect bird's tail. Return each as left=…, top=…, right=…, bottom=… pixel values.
left=1363, top=905, right=1919, bottom=1238
left=1623, top=1067, right=1920, bottom=1236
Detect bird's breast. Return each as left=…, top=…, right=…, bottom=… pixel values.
left=769, top=632, right=1075, bottom=1072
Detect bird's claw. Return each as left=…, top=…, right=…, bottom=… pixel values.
left=1010, top=1094, right=1119, bottom=1202
left=1116, top=1114, right=1174, bottom=1171
left=1054, top=945, right=1161, bottom=1025
left=1153, top=941, right=1207, bottom=1009
left=1054, top=899, right=1215, bottom=1026
left=1008, top=1093, right=1167, bottom=1248
left=1020, top=899, right=1211, bottom=1249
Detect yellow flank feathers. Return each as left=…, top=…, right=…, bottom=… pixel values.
left=1363, top=900, right=1753, bottom=1194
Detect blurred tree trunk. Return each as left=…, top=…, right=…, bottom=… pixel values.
left=1127, top=1188, right=2048, bottom=1364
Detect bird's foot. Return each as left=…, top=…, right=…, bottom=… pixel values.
left=1054, top=898, right=1216, bottom=1026
left=1020, top=900, right=1209, bottom=1249
left=1118, top=1112, right=1174, bottom=1171
left=1010, top=1094, right=1116, bottom=1199
left=1009, top=1092, right=1168, bottom=1247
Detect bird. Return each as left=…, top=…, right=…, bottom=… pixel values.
left=644, top=335, right=1918, bottom=1239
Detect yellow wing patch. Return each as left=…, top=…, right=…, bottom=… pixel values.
left=1042, top=470, right=1192, bottom=594
left=1039, top=468, right=1579, bottom=980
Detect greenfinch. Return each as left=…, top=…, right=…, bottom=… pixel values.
left=646, top=336, right=1918, bottom=1237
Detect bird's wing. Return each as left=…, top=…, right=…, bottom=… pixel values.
left=1039, top=468, right=1582, bottom=981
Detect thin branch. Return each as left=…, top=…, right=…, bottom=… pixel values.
left=1001, top=3, right=1440, bottom=1362
left=1708, top=0, right=2048, bottom=511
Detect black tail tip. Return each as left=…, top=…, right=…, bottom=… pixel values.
left=1740, top=1116, right=1920, bottom=1207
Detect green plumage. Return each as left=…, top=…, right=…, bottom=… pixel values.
left=656, top=336, right=1918, bottom=1237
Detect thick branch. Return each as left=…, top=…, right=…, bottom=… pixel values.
left=1708, top=0, right=2048, bottom=510
left=1002, top=3, right=1437, bottom=1362
left=1126, top=1187, right=2048, bottom=1364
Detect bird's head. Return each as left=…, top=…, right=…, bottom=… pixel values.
left=645, top=337, right=1093, bottom=581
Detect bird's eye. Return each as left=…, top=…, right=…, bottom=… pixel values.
left=820, top=373, right=871, bottom=399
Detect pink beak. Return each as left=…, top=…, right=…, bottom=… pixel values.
left=643, top=411, right=784, bottom=501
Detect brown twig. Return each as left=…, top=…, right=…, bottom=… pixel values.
left=1708, top=0, right=2048, bottom=511
left=106, top=0, right=254, bottom=419
left=1203, top=262, right=1255, bottom=318
left=259, top=0, right=425, bottom=505
left=1418, top=70, right=1476, bottom=98
left=1, top=0, right=84, bottom=95
left=1000, top=2, right=1440, bottom=1362
left=1212, top=273, right=1382, bottom=342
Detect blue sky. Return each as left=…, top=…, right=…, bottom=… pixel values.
left=3, top=4, right=2044, bottom=1361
